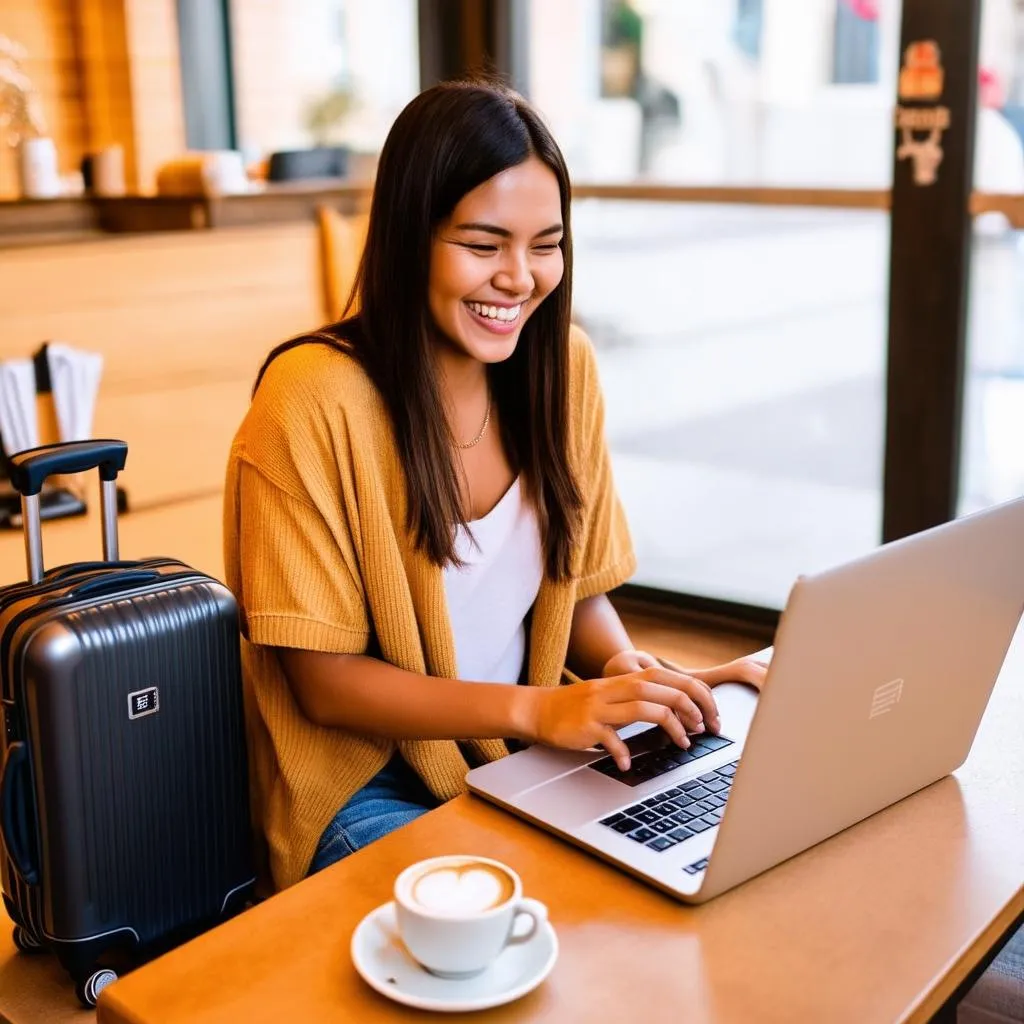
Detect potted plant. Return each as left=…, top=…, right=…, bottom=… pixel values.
left=0, top=34, right=60, bottom=199
left=265, top=85, right=356, bottom=184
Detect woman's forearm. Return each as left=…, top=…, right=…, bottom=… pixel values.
left=567, top=593, right=635, bottom=678
left=277, top=648, right=539, bottom=741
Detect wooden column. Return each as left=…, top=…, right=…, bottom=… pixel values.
left=73, top=0, right=139, bottom=189
left=72, top=0, right=186, bottom=194
left=417, top=0, right=516, bottom=88
left=121, top=0, right=186, bottom=192
left=0, top=0, right=87, bottom=198
left=882, top=0, right=982, bottom=541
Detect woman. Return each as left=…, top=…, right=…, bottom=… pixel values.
left=224, top=79, right=765, bottom=892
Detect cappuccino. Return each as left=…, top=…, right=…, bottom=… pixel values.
left=393, top=855, right=547, bottom=977
left=408, top=859, right=514, bottom=916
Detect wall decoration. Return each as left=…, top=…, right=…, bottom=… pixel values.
left=894, top=39, right=950, bottom=186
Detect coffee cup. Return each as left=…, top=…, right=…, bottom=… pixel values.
left=17, top=137, right=62, bottom=199
left=91, top=145, right=126, bottom=197
left=393, top=855, right=547, bottom=978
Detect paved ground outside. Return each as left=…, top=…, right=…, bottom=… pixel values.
left=571, top=201, right=1024, bottom=608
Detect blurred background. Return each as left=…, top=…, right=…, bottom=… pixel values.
left=1, top=0, right=1021, bottom=620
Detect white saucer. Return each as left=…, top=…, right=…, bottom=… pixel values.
left=350, top=901, right=558, bottom=1012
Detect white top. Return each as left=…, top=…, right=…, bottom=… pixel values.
left=443, top=477, right=544, bottom=684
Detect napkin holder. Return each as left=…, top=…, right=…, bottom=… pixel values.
left=0, top=345, right=89, bottom=529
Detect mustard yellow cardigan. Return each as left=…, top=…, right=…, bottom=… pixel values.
left=223, top=325, right=635, bottom=890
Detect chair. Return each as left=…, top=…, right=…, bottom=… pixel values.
left=317, top=205, right=369, bottom=322
left=958, top=924, right=1024, bottom=1023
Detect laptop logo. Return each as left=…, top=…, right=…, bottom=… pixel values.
left=869, top=678, right=904, bottom=719
left=127, top=687, right=160, bottom=720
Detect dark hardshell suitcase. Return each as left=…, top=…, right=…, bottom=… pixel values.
left=0, top=441, right=254, bottom=1007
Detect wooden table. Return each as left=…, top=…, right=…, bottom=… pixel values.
left=93, top=622, right=1024, bottom=1023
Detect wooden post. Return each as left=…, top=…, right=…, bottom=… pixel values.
left=882, top=0, right=982, bottom=541
left=418, top=0, right=515, bottom=88
left=73, top=0, right=187, bottom=194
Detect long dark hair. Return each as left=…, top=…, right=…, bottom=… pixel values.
left=256, top=79, right=583, bottom=580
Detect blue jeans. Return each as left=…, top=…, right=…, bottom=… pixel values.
left=307, top=754, right=439, bottom=876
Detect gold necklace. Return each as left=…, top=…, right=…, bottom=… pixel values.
left=456, top=397, right=491, bottom=449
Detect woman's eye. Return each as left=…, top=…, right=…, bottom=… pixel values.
left=463, top=243, right=499, bottom=253
left=533, top=243, right=561, bottom=253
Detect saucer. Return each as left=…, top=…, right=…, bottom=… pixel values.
left=350, top=901, right=558, bottom=1012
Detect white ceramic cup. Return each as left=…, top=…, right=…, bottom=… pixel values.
left=200, top=150, right=250, bottom=195
left=92, top=145, right=126, bottom=197
left=393, top=855, right=547, bottom=978
left=17, top=137, right=62, bottom=199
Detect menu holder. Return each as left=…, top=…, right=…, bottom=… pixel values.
left=0, top=343, right=126, bottom=531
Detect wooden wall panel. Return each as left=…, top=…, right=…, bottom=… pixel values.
left=74, top=0, right=138, bottom=189
left=1, top=0, right=186, bottom=198
left=0, top=224, right=324, bottom=389
left=91, top=377, right=255, bottom=506
left=0, top=0, right=87, bottom=199
left=0, top=490, right=226, bottom=584
left=0, top=224, right=325, bottom=507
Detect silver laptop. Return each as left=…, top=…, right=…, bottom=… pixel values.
left=467, top=497, right=1024, bottom=903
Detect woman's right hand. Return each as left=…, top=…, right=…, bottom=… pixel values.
left=522, top=667, right=720, bottom=771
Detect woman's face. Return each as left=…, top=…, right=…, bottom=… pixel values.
left=429, top=155, right=565, bottom=365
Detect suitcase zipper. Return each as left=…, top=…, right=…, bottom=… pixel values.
left=0, top=561, right=186, bottom=704
left=0, top=559, right=178, bottom=615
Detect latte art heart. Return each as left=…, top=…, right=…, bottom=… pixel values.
left=411, top=865, right=512, bottom=915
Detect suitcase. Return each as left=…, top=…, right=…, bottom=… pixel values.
left=0, top=440, right=254, bottom=1007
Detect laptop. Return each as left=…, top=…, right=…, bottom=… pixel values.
left=467, top=496, right=1024, bottom=903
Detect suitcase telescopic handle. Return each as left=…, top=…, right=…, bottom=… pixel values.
left=1, top=742, right=39, bottom=886
left=7, top=440, right=128, bottom=584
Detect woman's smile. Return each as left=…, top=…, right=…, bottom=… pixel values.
left=463, top=300, right=524, bottom=335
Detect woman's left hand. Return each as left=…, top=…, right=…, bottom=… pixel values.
left=679, top=656, right=768, bottom=693
left=603, top=650, right=768, bottom=695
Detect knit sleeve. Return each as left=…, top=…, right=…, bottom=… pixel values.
left=225, top=345, right=371, bottom=654
left=233, top=460, right=370, bottom=653
left=570, top=327, right=637, bottom=600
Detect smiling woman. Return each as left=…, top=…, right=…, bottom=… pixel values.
left=429, top=159, right=565, bottom=430
left=430, top=169, right=565, bottom=358
left=223, top=79, right=764, bottom=892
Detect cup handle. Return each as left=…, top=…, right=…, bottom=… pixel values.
left=506, top=897, right=548, bottom=947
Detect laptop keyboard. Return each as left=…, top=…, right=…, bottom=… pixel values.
left=589, top=731, right=734, bottom=787
left=598, top=760, right=739, bottom=854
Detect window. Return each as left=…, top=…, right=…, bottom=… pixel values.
left=571, top=200, right=888, bottom=607
left=524, top=0, right=901, bottom=187
left=177, top=0, right=236, bottom=150
left=518, top=0, right=900, bottom=607
left=733, top=0, right=764, bottom=61
left=832, top=1, right=880, bottom=85
left=228, top=0, right=418, bottom=173
left=961, top=0, right=1024, bottom=517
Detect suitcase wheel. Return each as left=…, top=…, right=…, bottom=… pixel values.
left=11, top=925, right=44, bottom=954
left=75, top=968, right=118, bottom=1008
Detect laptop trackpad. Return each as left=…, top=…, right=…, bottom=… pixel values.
left=513, top=683, right=758, bottom=830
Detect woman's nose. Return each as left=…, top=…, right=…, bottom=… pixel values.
left=493, top=250, right=534, bottom=296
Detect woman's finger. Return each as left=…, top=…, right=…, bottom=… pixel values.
left=605, top=700, right=690, bottom=748
left=692, top=677, right=721, bottom=731
left=650, top=660, right=721, bottom=730
left=692, top=658, right=768, bottom=693
left=638, top=669, right=718, bottom=726
left=628, top=678, right=705, bottom=727
left=739, top=660, right=769, bottom=691
left=597, top=726, right=633, bottom=772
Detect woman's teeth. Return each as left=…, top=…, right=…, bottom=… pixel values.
left=467, top=301, right=521, bottom=322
